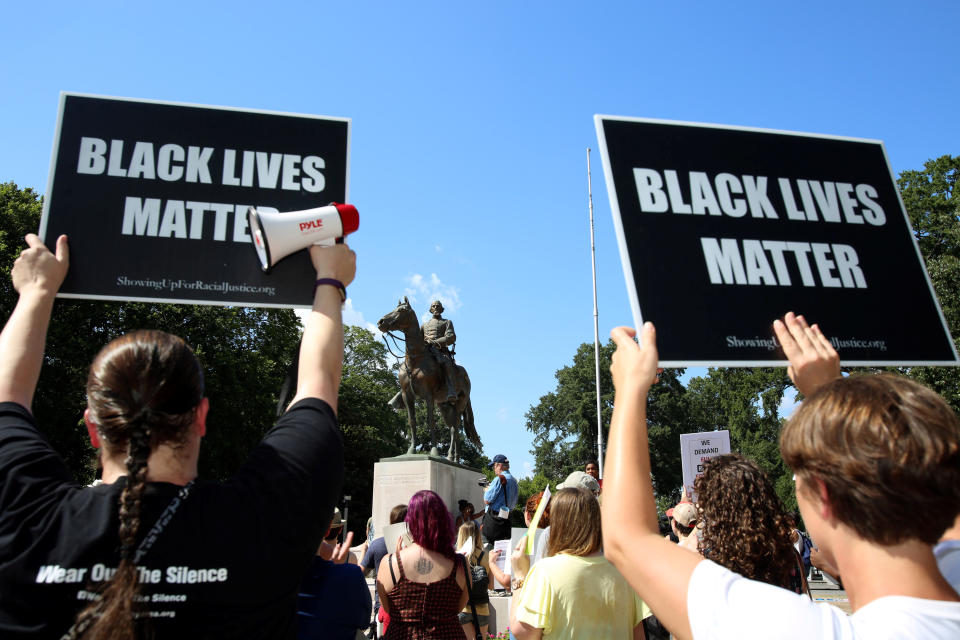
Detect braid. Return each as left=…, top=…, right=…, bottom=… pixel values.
left=118, top=420, right=152, bottom=561
left=70, top=420, right=152, bottom=640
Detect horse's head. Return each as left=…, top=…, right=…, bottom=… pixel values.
left=377, top=296, right=417, bottom=333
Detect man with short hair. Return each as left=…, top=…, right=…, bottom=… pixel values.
left=585, top=459, right=603, bottom=491
left=482, top=454, right=519, bottom=549
left=670, top=501, right=699, bottom=552
left=584, top=459, right=599, bottom=478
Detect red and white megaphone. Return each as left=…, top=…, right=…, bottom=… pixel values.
left=247, top=203, right=359, bottom=272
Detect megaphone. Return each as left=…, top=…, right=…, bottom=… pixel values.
left=247, top=203, right=359, bottom=272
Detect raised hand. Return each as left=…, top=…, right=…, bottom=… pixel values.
left=331, top=530, right=354, bottom=564
left=12, top=234, right=69, bottom=297
left=308, top=243, right=356, bottom=287
left=773, top=311, right=840, bottom=397
left=610, top=323, right=660, bottom=398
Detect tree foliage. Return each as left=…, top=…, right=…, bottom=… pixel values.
left=525, top=340, right=616, bottom=482
left=897, top=156, right=960, bottom=413
left=525, top=338, right=693, bottom=504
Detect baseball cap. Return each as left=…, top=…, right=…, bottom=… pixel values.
left=488, top=454, right=509, bottom=468
left=557, top=471, right=601, bottom=496
left=328, top=507, right=346, bottom=530
left=672, top=502, right=698, bottom=527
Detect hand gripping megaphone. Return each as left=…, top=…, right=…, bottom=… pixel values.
left=247, top=203, right=359, bottom=272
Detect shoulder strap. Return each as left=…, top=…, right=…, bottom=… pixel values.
left=388, top=553, right=398, bottom=585
left=488, top=476, right=503, bottom=502
left=469, top=598, right=482, bottom=640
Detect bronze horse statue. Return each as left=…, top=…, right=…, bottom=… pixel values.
left=377, top=297, right=480, bottom=461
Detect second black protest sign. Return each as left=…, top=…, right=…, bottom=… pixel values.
left=595, top=116, right=957, bottom=365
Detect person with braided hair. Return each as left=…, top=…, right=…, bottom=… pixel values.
left=0, top=233, right=356, bottom=639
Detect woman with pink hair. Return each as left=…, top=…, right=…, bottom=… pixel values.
left=377, top=490, right=469, bottom=639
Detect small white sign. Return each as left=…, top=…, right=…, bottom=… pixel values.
left=382, top=522, right=412, bottom=553
left=493, top=539, right=512, bottom=576
left=680, top=430, right=731, bottom=498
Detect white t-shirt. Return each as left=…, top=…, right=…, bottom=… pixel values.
left=934, top=539, right=960, bottom=592
left=688, top=559, right=960, bottom=639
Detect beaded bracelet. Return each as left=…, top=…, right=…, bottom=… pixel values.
left=314, top=278, right=346, bottom=303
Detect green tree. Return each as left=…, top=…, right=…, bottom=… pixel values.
left=514, top=472, right=551, bottom=524
left=526, top=340, right=615, bottom=483
left=338, top=325, right=407, bottom=536
left=897, top=156, right=960, bottom=413
left=525, top=337, right=688, bottom=502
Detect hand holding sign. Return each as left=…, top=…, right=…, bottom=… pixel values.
left=773, top=311, right=841, bottom=396
left=609, top=323, right=660, bottom=399
left=13, top=235, right=70, bottom=297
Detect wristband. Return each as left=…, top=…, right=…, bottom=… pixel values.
left=314, top=278, right=346, bottom=302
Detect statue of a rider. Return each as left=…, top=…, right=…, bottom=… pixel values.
left=422, top=300, right=458, bottom=404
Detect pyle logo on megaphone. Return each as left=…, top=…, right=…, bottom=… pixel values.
left=299, top=218, right=327, bottom=234
left=247, top=203, right=359, bottom=272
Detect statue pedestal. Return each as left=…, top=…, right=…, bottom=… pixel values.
left=372, top=455, right=486, bottom=539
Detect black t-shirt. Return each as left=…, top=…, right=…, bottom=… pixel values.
left=0, top=398, right=343, bottom=639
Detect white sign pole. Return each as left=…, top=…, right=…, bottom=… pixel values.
left=587, top=148, right=605, bottom=478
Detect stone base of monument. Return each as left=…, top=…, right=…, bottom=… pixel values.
left=371, top=454, right=487, bottom=540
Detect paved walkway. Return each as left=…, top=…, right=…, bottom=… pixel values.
left=809, top=575, right=851, bottom=614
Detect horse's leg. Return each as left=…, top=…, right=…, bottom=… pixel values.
left=448, top=422, right=457, bottom=462
left=402, top=382, right=416, bottom=454
left=427, top=397, right=439, bottom=457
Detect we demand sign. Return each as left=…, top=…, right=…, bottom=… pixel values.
left=595, top=116, right=957, bottom=367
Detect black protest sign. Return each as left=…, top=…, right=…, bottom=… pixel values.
left=595, top=116, right=958, bottom=366
left=40, top=93, right=350, bottom=307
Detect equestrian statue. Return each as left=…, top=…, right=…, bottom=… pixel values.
left=377, top=298, right=480, bottom=461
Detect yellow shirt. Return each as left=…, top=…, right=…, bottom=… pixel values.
left=514, top=553, right=651, bottom=639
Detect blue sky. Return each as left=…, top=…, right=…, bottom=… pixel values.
left=2, top=2, right=958, bottom=479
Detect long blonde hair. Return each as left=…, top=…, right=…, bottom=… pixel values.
left=547, top=488, right=602, bottom=558
left=456, top=520, right=483, bottom=565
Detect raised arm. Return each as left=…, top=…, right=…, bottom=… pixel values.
left=288, top=243, right=356, bottom=413
left=0, top=235, right=69, bottom=410
left=602, top=323, right=701, bottom=640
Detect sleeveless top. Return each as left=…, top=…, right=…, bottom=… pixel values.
left=384, top=551, right=466, bottom=639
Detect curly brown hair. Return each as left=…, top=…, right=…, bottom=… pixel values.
left=694, top=454, right=795, bottom=589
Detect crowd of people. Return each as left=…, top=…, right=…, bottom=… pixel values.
left=0, top=235, right=958, bottom=639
